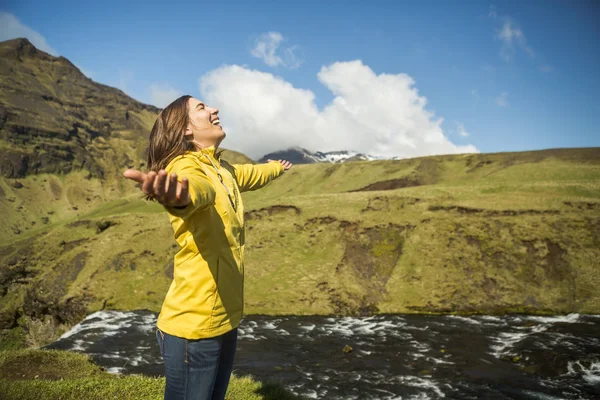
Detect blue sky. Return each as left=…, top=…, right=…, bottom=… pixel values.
left=1, top=0, right=599, bottom=159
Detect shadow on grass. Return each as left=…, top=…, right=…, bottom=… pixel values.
left=0, top=349, right=304, bottom=400
left=253, top=381, right=301, bottom=399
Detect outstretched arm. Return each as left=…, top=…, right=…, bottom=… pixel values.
left=123, top=159, right=215, bottom=218
left=230, top=159, right=292, bottom=192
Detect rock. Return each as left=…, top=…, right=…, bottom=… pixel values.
left=343, top=345, right=353, bottom=353
left=96, top=220, right=116, bottom=233
left=500, top=354, right=522, bottom=363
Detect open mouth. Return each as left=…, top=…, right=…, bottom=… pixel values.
left=212, top=118, right=220, bottom=126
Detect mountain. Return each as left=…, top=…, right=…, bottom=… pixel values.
left=1, top=39, right=599, bottom=352
left=0, top=38, right=252, bottom=242
left=0, top=38, right=253, bottom=179
left=258, top=147, right=378, bottom=164
left=0, top=38, right=160, bottom=179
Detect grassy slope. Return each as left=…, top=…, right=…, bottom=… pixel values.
left=0, top=349, right=298, bottom=400
left=241, top=149, right=600, bottom=315
left=1, top=149, right=599, bottom=350
left=0, top=148, right=253, bottom=246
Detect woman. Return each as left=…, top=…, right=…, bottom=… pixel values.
left=123, top=95, right=292, bottom=400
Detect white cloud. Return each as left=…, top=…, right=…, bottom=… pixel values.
left=250, top=32, right=302, bottom=69
left=490, top=7, right=554, bottom=72
left=251, top=32, right=283, bottom=67
left=0, top=12, right=58, bottom=56
left=200, top=61, right=478, bottom=160
left=497, top=19, right=534, bottom=62
left=282, top=45, right=302, bottom=69
left=495, top=92, right=509, bottom=107
left=489, top=7, right=534, bottom=62
left=149, top=83, right=183, bottom=108
left=456, top=122, right=470, bottom=137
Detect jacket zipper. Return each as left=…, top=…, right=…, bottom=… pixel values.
left=203, top=155, right=238, bottom=213
left=202, top=154, right=244, bottom=261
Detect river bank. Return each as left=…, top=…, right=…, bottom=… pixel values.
left=42, top=310, right=600, bottom=399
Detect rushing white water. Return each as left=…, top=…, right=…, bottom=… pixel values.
left=567, top=360, right=600, bottom=385
left=45, top=311, right=600, bottom=399
left=58, top=310, right=137, bottom=339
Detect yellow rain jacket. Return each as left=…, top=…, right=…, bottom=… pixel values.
left=156, top=145, right=284, bottom=339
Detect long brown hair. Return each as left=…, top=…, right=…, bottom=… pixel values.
left=144, top=95, right=224, bottom=202
left=147, top=94, right=195, bottom=173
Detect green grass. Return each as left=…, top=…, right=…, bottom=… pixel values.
left=83, top=198, right=164, bottom=219
left=1, top=147, right=599, bottom=349
left=0, top=349, right=299, bottom=400
left=0, top=327, right=27, bottom=351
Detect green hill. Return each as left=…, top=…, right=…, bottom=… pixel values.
left=0, top=37, right=251, bottom=244
left=0, top=38, right=599, bottom=352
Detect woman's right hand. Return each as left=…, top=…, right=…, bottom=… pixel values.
left=123, top=169, right=191, bottom=208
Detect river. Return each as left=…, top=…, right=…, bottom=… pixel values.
left=44, top=311, right=600, bottom=399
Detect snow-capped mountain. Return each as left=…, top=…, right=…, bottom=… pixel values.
left=258, top=147, right=380, bottom=164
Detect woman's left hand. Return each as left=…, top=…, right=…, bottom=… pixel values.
left=268, top=159, right=293, bottom=171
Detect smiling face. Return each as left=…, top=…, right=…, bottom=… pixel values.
left=184, top=97, right=226, bottom=150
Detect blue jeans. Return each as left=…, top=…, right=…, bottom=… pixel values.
left=156, top=327, right=238, bottom=400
